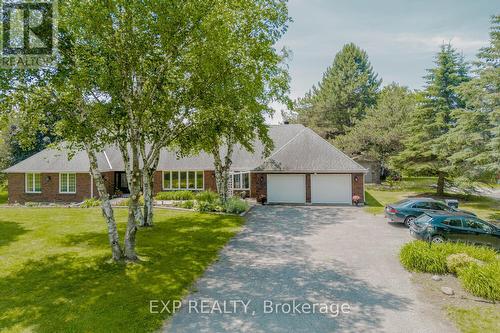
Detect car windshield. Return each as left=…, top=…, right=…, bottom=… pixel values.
left=414, top=214, right=432, bottom=226
left=394, top=199, right=411, bottom=206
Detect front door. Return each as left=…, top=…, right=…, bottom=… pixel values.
left=115, top=172, right=130, bottom=194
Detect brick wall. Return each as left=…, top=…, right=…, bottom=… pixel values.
left=351, top=173, right=364, bottom=202
left=203, top=170, right=217, bottom=192
left=250, top=173, right=267, bottom=200
left=8, top=171, right=365, bottom=204
left=8, top=173, right=94, bottom=204
left=153, top=171, right=162, bottom=195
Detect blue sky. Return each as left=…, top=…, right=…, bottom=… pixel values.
left=270, top=0, right=499, bottom=123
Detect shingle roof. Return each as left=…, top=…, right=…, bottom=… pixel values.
left=4, top=124, right=367, bottom=173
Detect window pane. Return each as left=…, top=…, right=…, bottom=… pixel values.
left=242, top=173, right=249, bottom=189
left=163, top=172, right=171, bottom=189
left=196, top=171, right=204, bottom=190
left=180, top=171, right=187, bottom=189
left=188, top=171, right=195, bottom=189
left=234, top=173, right=241, bottom=189
left=172, top=171, right=179, bottom=189
left=444, top=219, right=462, bottom=227
left=464, top=218, right=481, bottom=229
left=68, top=174, right=76, bottom=192
left=61, top=174, right=68, bottom=192
left=34, top=174, right=41, bottom=192
left=26, top=174, right=33, bottom=192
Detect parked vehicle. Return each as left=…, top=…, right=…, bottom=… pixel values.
left=409, top=212, right=500, bottom=249
left=385, top=198, right=475, bottom=226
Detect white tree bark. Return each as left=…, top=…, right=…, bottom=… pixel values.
left=212, top=137, right=234, bottom=203
left=119, top=141, right=142, bottom=261
left=86, top=147, right=123, bottom=261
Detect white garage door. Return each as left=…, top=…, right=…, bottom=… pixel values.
left=267, top=174, right=306, bottom=204
left=311, top=174, right=352, bottom=204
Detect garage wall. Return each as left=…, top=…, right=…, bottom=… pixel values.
left=351, top=173, right=364, bottom=202
left=251, top=172, right=365, bottom=204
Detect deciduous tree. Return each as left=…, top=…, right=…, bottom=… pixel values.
left=335, top=83, right=415, bottom=181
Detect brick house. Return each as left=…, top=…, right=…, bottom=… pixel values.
left=4, top=124, right=367, bottom=205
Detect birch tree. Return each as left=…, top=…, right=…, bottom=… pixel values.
left=185, top=0, right=291, bottom=202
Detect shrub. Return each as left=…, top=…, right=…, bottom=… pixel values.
left=115, top=196, right=145, bottom=207
left=458, top=261, right=500, bottom=301
left=224, top=197, right=249, bottom=214
left=155, top=191, right=194, bottom=201
left=446, top=253, right=483, bottom=274
left=399, top=241, right=497, bottom=274
left=194, top=200, right=214, bottom=212
left=81, top=198, right=101, bottom=208
left=25, top=202, right=42, bottom=207
left=178, top=200, right=194, bottom=209
left=400, top=241, right=449, bottom=274
left=195, top=191, right=219, bottom=203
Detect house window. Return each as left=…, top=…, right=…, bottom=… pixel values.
left=162, top=171, right=204, bottom=190
left=25, top=173, right=42, bottom=193
left=232, top=171, right=250, bottom=190
left=60, top=173, right=77, bottom=193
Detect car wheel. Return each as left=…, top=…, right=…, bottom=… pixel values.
left=431, top=235, right=445, bottom=244
left=404, top=216, right=416, bottom=227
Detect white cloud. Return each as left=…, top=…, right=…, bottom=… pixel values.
left=392, top=33, right=487, bottom=52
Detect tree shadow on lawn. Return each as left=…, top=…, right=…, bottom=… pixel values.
left=166, top=206, right=413, bottom=333
left=364, top=191, right=383, bottom=208
left=0, top=221, right=27, bottom=248
left=0, top=213, right=243, bottom=333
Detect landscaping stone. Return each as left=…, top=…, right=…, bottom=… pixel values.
left=441, top=286, right=454, bottom=295
left=432, top=275, right=442, bottom=281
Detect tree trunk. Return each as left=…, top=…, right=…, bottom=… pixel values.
left=142, top=167, right=154, bottom=227
left=140, top=144, right=160, bottom=227
left=212, top=142, right=233, bottom=203
left=86, top=147, right=123, bottom=261
left=437, top=172, right=446, bottom=196
left=120, top=141, right=142, bottom=261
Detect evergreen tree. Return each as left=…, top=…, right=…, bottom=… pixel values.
left=335, top=83, right=415, bottom=181
left=292, top=43, right=381, bottom=138
left=443, top=16, right=500, bottom=187
left=391, top=43, right=470, bottom=195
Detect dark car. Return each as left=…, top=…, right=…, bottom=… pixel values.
left=409, top=212, right=500, bottom=249
left=385, top=198, right=475, bottom=226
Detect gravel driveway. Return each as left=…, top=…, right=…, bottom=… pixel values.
left=164, top=206, right=456, bottom=333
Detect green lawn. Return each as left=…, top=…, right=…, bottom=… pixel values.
left=0, top=207, right=243, bottom=333
left=447, top=306, right=500, bottom=333
left=0, top=190, right=7, bottom=204
left=365, top=177, right=500, bottom=221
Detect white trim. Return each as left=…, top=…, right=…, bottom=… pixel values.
left=25, top=173, right=42, bottom=193
left=162, top=170, right=204, bottom=191
left=103, top=151, right=113, bottom=169
left=231, top=171, right=251, bottom=190
left=59, top=173, right=77, bottom=194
